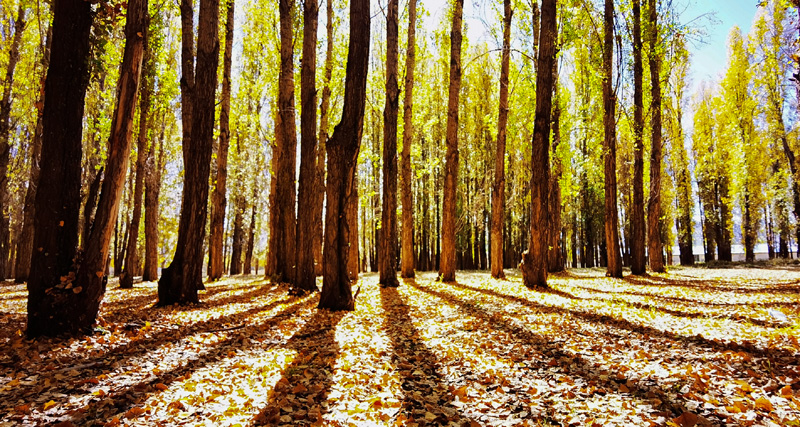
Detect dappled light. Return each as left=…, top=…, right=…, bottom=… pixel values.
left=2, top=268, right=799, bottom=425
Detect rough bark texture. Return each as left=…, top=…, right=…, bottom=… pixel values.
left=603, top=0, right=622, bottom=278
left=400, top=0, right=418, bottom=279
left=631, top=0, right=646, bottom=275
left=120, top=27, right=154, bottom=289
left=318, top=0, right=370, bottom=311
left=158, top=0, right=219, bottom=305
left=379, top=0, right=400, bottom=287
left=296, top=0, right=319, bottom=293
left=491, top=0, right=512, bottom=280
left=547, top=47, right=564, bottom=273
left=439, top=0, right=464, bottom=283
left=314, top=0, right=335, bottom=278
left=208, top=0, right=234, bottom=282
left=243, top=203, right=256, bottom=274
left=520, top=0, right=556, bottom=289
left=15, top=25, right=51, bottom=284
left=267, top=0, right=298, bottom=284
left=143, top=124, right=164, bottom=281
left=0, top=5, right=25, bottom=279
left=229, top=197, right=244, bottom=275
left=647, top=0, right=664, bottom=272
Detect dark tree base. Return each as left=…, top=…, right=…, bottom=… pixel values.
left=157, top=263, right=200, bottom=306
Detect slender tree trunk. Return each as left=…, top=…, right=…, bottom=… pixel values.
left=602, top=0, right=622, bottom=278
left=267, top=0, right=298, bottom=284
left=207, top=0, right=234, bottom=281
left=547, top=48, right=564, bottom=273
left=229, top=196, right=244, bottom=275
left=379, top=0, right=400, bottom=287
left=120, top=26, right=154, bottom=289
left=296, top=0, right=319, bottom=292
left=244, top=203, right=256, bottom=274
left=439, top=0, right=464, bottom=283
left=158, top=0, right=220, bottom=305
left=400, top=0, right=418, bottom=279
left=15, top=25, right=52, bottom=284
left=143, top=123, right=164, bottom=281
left=349, top=175, right=360, bottom=280
left=630, top=0, right=646, bottom=274
left=647, top=0, right=664, bottom=272
left=319, top=0, right=370, bottom=311
left=521, top=0, right=556, bottom=289
left=0, top=5, right=25, bottom=279
left=314, top=0, right=334, bottom=278
left=491, top=0, right=512, bottom=279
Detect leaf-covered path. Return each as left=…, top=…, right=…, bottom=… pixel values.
left=1, top=267, right=799, bottom=426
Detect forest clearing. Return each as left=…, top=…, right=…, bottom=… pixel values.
left=2, top=268, right=800, bottom=426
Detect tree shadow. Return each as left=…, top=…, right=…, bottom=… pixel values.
left=252, top=309, right=345, bottom=425
left=446, top=280, right=799, bottom=374
left=622, top=274, right=800, bottom=295
left=403, top=279, right=694, bottom=422
left=378, top=282, right=478, bottom=425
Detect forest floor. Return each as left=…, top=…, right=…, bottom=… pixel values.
left=0, top=267, right=799, bottom=427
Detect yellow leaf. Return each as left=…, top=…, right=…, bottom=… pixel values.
left=755, top=396, right=774, bottom=412
left=619, top=384, right=630, bottom=393
left=43, top=400, right=57, bottom=410
left=154, top=383, right=168, bottom=391
left=58, top=221, right=64, bottom=227
left=92, top=389, right=106, bottom=396
left=72, top=286, right=82, bottom=294
left=125, top=407, right=146, bottom=419
left=780, top=385, right=793, bottom=397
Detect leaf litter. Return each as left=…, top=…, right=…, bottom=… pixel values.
left=0, top=266, right=798, bottom=426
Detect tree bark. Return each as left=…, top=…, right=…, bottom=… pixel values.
left=0, top=5, right=25, bottom=279
left=143, top=122, right=165, bottom=281
left=318, top=0, right=370, bottom=311
left=399, top=0, right=418, bottom=279
left=603, top=0, right=622, bottom=278
left=520, top=0, right=556, bottom=289
left=438, top=0, right=464, bottom=283
left=491, top=0, right=512, bottom=279
left=314, top=0, right=335, bottom=278
left=267, top=0, right=298, bottom=284
left=120, top=26, right=154, bottom=289
left=158, top=0, right=220, bottom=305
left=229, top=196, right=244, bottom=275
left=631, top=0, right=646, bottom=274
left=547, top=44, right=564, bottom=273
left=296, top=0, right=319, bottom=293
left=243, top=203, right=256, bottom=274
left=647, top=0, right=664, bottom=272
left=379, top=0, right=400, bottom=287
left=208, top=0, right=234, bottom=282
left=15, top=25, right=52, bottom=284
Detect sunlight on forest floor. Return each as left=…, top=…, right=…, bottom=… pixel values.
left=1, top=267, right=799, bottom=426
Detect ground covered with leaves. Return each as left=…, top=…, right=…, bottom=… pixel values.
left=1, top=267, right=799, bottom=426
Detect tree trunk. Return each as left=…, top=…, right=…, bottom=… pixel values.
left=439, top=0, right=464, bottom=283
left=491, top=0, right=512, bottom=279
left=143, top=122, right=164, bottom=281
left=520, top=0, right=556, bottom=289
left=208, top=0, right=235, bottom=282
left=547, top=47, right=564, bottom=273
left=158, top=0, right=219, bottom=305
left=243, top=203, right=256, bottom=274
left=120, top=27, right=154, bottom=289
left=646, top=0, right=664, bottom=272
left=319, top=0, right=370, bottom=311
left=379, top=0, right=400, bottom=287
left=229, top=197, right=244, bottom=275
left=15, top=25, right=52, bottom=284
left=0, top=5, right=25, bottom=279
left=630, top=0, right=646, bottom=274
left=296, top=0, right=319, bottom=292
left=314, top=0, right=334, bottom=278
left=602, top=0, right=622, bottom=278
left=400, top=0, right=418, bottom=279
left=267, top=0, right=298, bottom=285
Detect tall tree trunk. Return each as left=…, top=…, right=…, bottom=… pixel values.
left=143, top=123, right=164, bottom=281
left=521, top=0, right=556, bottom=289
left=243, top=202, right=256, bottom=274
left=208, top=0, right=234, bottom=281
left=0, top=5, right=25, bottom=279
left=267, top=0, right=298, bottom=284
left=296, top=0, right=319, bottom=292
left=158, top=0, right=220, bottom=305
left=229, top=196, right=244, bottom=275
left=319, top=0, right=370, bottom=311
left=314, top=0, right=335, bottom=278
left=121, top=26, right=154, bottom=289
left=400, top=0, right=418, bottom=279
left=379, top=0, right=400, bottom=287
left=491, top=0, right=512, bottom=279
left=647, top=0, right=664, bottom=272
left=630, top=0, right=646, bottom=274
left=348, top=176, right=360, bottom=280
left=602, top=0, right=622, bottom=278
left=717, top=178, right=733, bottom=261
left=547, top=48, right=564, bottom=273
left=439, top=0, right=464, bottom=283
left=15, top=25, right=52, bottom=284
